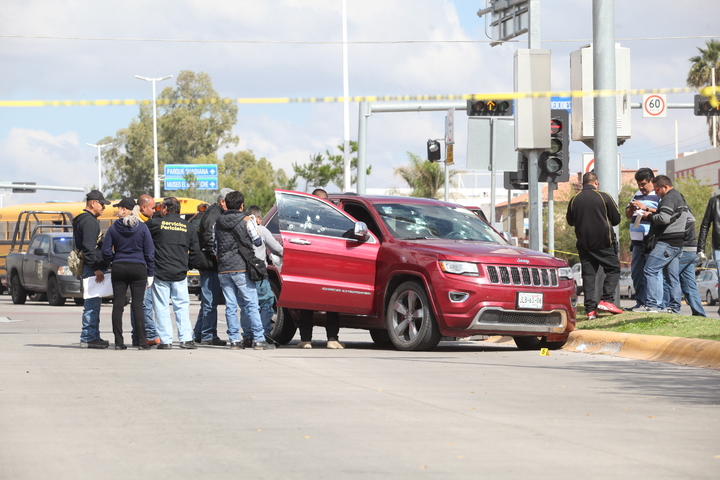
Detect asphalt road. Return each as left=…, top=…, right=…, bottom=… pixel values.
left=1, top=294, right=719, bottom=479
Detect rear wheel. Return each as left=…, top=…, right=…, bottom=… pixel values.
left=386, top=281, right=441, bottom=351
left=74, top=297, right=85, bottom=306
left=47, top=276, right=67, bottom=306
left=269, top=280, right=297, bottom=345
left=707, top=291, right=716, bottom=306
left=10, top=273, right=27, bottom=305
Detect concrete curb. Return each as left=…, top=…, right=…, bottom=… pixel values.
left=564, top=330, right=720, bottom=370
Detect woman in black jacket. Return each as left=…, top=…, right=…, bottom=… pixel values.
left=102, top=197, right=156, bottom=350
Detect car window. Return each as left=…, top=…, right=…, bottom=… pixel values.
left=266, top=211, right=280, bottom=234
left=28, top=236, right=43, bottom=252
left=53, top=237, right=73, bottom=254
left=372, top=203, right=506, bottom=243
left=278, top=194, right=355, bottom=238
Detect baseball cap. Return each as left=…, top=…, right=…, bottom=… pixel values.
left=113, top=197, right=137, bottom=210
left=86, top=190, right=110, bottom=205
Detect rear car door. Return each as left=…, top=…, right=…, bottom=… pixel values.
left=274, top=190, right=380, bottom=315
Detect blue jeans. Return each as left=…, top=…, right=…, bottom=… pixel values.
left=240, top=278, right=273, bottom=339
left=80, top=264, right=104, bottom=343
left=644, top=242, right=682, bottom=311
left=679, top=251, right=706, bottom=316
left=219, top=271, right=263, bottom=343
left=152, top=278, right=193, bottom=344
left=630, top=242, right=648, bottom=306
left=130, top=286, right=158, bottom=343
left=193, top=270, right=220, bottom=342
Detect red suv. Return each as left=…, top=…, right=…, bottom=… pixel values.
left=264, top=190, right=577, bottom=351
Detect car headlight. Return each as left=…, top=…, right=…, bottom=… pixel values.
left=439, top=260, right=479, bottom=276
left=57, top=266, right=74, bottom=276
left=558, top=267, right=573, bottom=280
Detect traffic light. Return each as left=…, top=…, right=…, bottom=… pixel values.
left=466, top=99, right=512, bottom=116
left=694, top=94, right=720, bottom=116
left=427, top=139, right=441, bottom=162
left=538, top=109, right=569, bottom=183
left=503, top=154, right=529, bottom=190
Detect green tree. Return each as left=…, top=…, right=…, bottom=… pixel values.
left=103, top=70, right=238, bottom=198
left=292, top=141, right=370, bottom=192
left=394, top=152, right=455, bottom=199
left=687, top=39, right=720, bottom=146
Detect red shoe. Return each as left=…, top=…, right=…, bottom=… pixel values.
left=597, top=301, right=623, bottom=315
left=146, top=337, right=161, bottom=346
left=587, top=311, right=597, bottom=320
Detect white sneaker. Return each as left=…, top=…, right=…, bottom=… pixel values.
left=326, top=340, right=345, bottom=349
left=297, top=341, right=312, bottom=349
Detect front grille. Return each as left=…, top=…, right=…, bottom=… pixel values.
left=485, top=265, right=559, bottom=287
left=479, top=310, right=562, bottom=327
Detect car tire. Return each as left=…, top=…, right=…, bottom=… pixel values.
left=386, top=281, right=441, bottom=351
left=10, top=273, right=27, bottom=305
left=47, top=276, right=67, bottom=306
left=706, top=291, right=716, bottom=306
left=513, top=336, right=543, bottom=350
left=269, top=280, right=297, bottom=345
left=541, top=337, right=568, bottom=350
left=627, top=287, right=633, bottom=300
left=74, top=297, right=85, bottom=306
left=369, top=329, right=393, bottom=347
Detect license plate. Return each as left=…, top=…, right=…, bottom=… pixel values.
left=517, top=292, right=543, bottom=310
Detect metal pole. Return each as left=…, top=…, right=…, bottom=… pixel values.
left=713, top=67, right=717, bottom=148
left=151, top=79, right=160, bottom=198
left=490, top=118, right=496, bottom=226
left=548, top=182, right=555, bottom=255
left=527, top=0, right=543, bottom=252
left=357, top=101, right=370, bottom=194
left=592, top=0, right=619, bottom=305
left=444, top=156, right=449, bottom=202
left=86, top=143, right=111, bottom=192
left=342, top=0, right=352, bottom=192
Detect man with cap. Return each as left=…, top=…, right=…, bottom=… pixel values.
left=129, top=194, right=160, bottom=346
left=73, top=190, right=111, bottom=348
left=193, top=187, right=233, bottom=346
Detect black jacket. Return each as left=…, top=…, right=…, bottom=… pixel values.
left=146, top=212, right=200, bottom=282
left=72, top=210, right=107, bottom=271
left=566, top=184, right=621, bottom=252
left=215, top=209, right=256, bottom=274
left=195, top=202, right=223, bottom=271
left=697, top=194, right=720, bottom=252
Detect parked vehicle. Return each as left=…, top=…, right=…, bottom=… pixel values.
left=571, top=263, right=583, bottom=295
left=619, top=269, right=635, bottom=299
left=6, top=211, right=83, bottom=306
left=264, top=191, right=577, bottom=351
left=696, top=269, right=718, bottom=306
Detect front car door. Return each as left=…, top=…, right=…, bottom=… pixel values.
left=23, top=235, right=48, bottom=289
left=274, top=190, right=379, bottom=315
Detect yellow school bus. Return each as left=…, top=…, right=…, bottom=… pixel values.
left=0, top=197, right=208, bottom=293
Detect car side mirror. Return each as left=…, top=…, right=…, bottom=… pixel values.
left=34, top=248, right=46, bottom=256
left=354, top=221, right=369, bottom=239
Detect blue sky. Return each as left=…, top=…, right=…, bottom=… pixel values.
left=0, top=0, right=717, bottom=206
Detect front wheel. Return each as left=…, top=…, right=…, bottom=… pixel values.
left=707, top=290, right=716, bottom=306
left=386, top=281, right=441, bottom=351
left=10, top=273, right=27, bottom=305
left=513, top=336, right=543, bottom=350
left=47, top=276, right=67, bottom=306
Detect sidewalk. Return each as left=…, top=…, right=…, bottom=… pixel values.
left=563, top=330, right=720, bottom=370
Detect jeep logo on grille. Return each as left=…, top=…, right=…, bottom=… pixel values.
left=517, top=258, right=530, bottom=264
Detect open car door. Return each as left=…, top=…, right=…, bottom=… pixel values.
left=274, top=190, right=379, bottom=315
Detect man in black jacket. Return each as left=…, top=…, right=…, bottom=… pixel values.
left=72, top=190, right=111, bottom=349
left=697, top=192, right=720, bottom=312
left=192, top=187, right=233, bottom=346
left=566, top=172, right=622, bottom=320
left=146, top=197, right=201, bottom=349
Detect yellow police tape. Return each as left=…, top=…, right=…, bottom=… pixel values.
left=1, top=85, right=717, bottom=108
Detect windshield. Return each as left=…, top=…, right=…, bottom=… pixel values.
left=53, top=237, right=73, bottom=254
left=373, top=203, right=507, bottom=243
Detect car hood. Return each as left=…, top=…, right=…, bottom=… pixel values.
left=398, top=240, right=567, bottom=267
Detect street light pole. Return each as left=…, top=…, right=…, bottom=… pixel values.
left=135, top=74, right=173, bottom=198
left=86, top=142, right=112, bottom=191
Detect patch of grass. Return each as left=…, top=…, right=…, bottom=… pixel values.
left=576, top=309, right=720, bottom=342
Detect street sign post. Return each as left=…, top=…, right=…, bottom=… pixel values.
left=164, top=164, right=219, bottom=191
left=643, top=94, right=667, bottom=118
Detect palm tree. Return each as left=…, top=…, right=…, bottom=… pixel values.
left=394, top=152, right=454, bottom=199
left=687, top=39, right=720, bottom=146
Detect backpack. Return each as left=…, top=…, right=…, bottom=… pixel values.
left=68, top=249, right=84, bottom=277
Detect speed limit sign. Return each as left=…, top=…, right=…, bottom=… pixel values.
left=643, top=94, right=667, bottom=118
